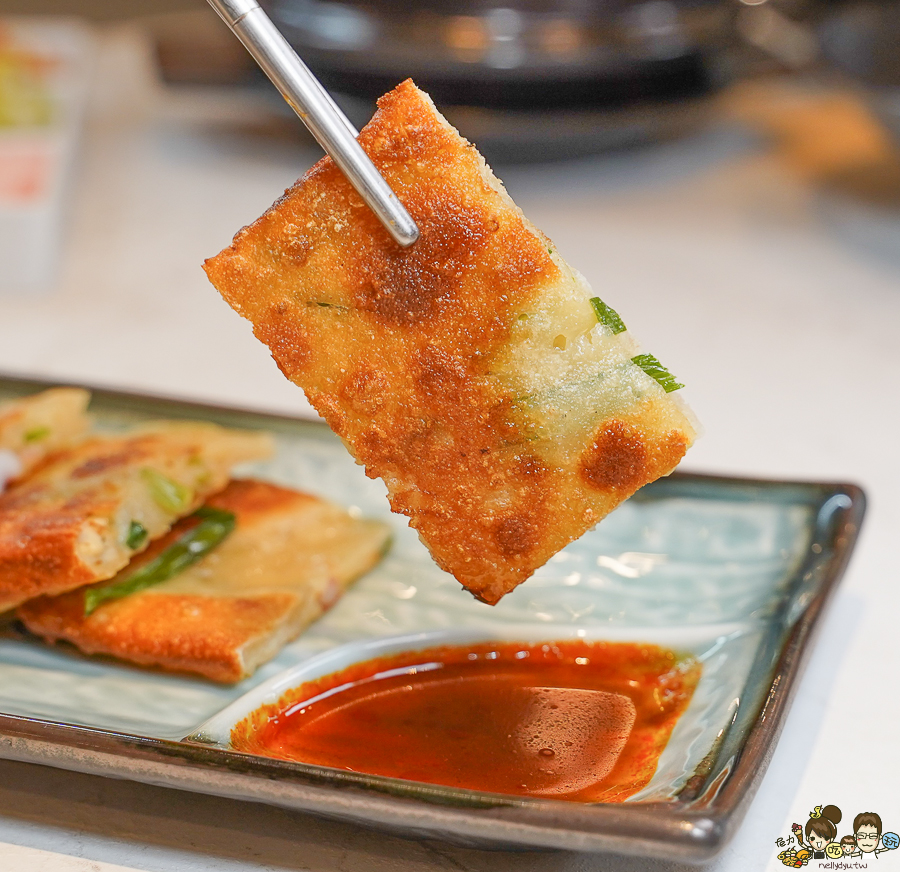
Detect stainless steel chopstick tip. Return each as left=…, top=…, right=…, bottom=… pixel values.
left=207, top=0, right=419, bottom=248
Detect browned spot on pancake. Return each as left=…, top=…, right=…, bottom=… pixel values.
left=580, top=421, right=647, bottom=492
left=351, top=199, right=495, bottom=326
left=254, top=305, right=312, bottom=378
left=494, top=513, right=538, bottom=556
left=71, top=445, right=149, bottom=479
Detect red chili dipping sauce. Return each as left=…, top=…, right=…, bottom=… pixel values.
left=231, top=640, right=701, bottom=802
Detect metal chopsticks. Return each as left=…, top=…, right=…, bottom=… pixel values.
left=206, top=0, right=420, bottom=248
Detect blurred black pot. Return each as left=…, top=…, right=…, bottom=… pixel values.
left=153, top=0, right=900, bottom=160
left=260, top=0, right=740, bottom=159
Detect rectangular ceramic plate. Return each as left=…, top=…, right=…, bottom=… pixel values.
left=0, top=375, right=864, bottom=861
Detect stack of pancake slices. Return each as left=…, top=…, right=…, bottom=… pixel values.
left=0, top=388, right=390, bottom=682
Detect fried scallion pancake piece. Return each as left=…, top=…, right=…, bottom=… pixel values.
left=0, top=422, right=273, bottom=612
left=0, top=388, right=91, bottom=488
left=203, top=79, right=697, bottom=605
left=19, top=479, right=392, bottom=682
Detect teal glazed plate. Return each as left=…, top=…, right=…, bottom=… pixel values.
left=0, top=374, right=864, bottom=861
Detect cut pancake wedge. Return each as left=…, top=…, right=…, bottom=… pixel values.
left=0, top=422, right=273, bottom=612
left=19, top=479, right=392, bottom=682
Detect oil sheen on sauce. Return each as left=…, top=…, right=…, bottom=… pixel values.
left=231, top=640, right=701, bottom=802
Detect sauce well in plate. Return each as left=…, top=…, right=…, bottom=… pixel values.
left=231, top=639, right=701, bottom=802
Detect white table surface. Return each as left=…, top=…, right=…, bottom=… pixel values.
left=1, top=23, right=898, bottom=872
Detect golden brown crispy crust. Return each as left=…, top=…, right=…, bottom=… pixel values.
left=0, top=423, right=272, bottom=612
left=18, top=479, right=390, bottom=682
left=204, top=80, right=692, bottom=604
left=20, top=588, right=295, bottom=683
